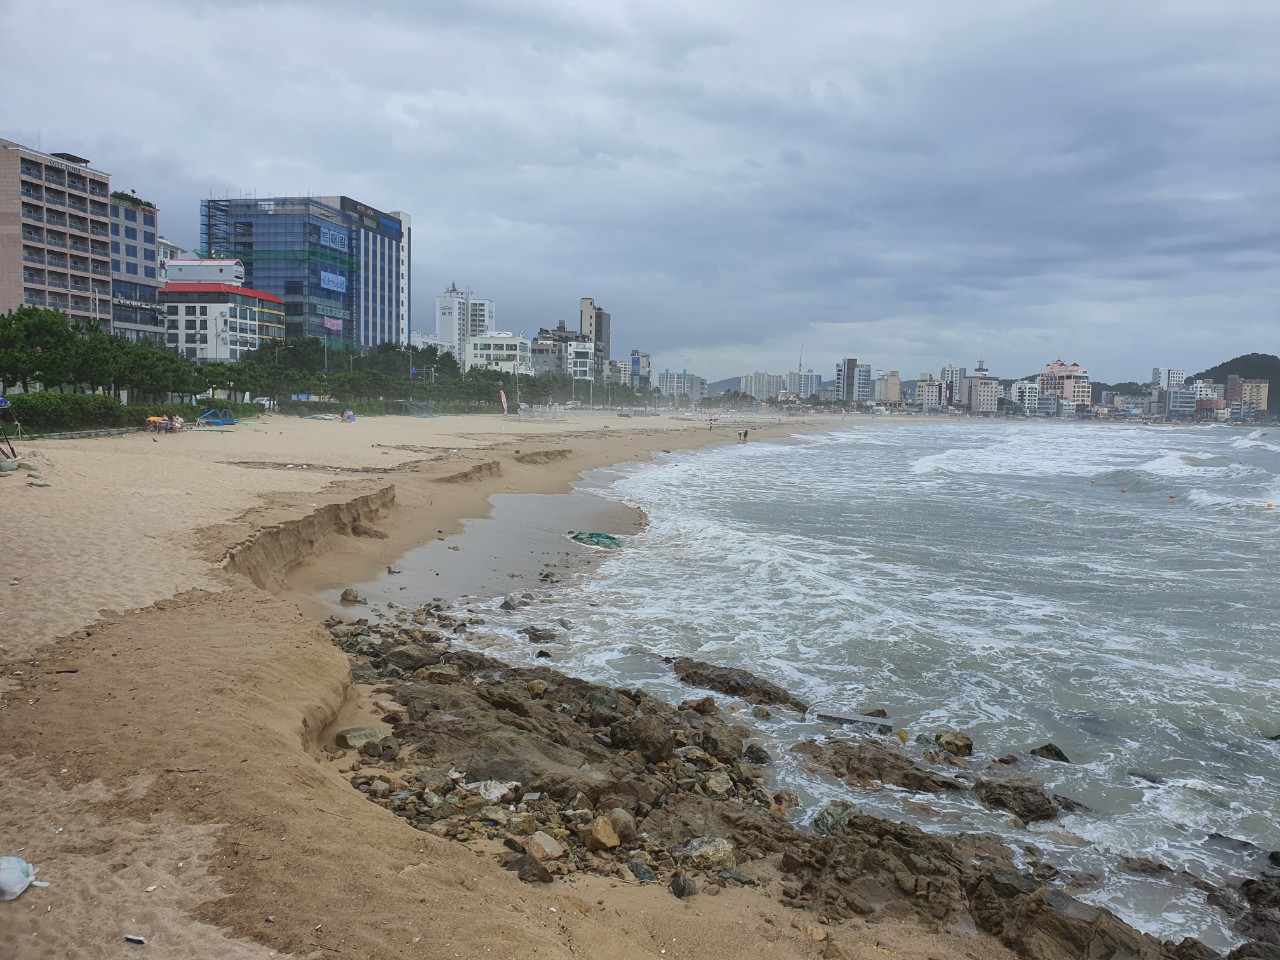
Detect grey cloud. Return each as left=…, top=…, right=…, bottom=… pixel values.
left=1, top=0, right=1277, bottom=381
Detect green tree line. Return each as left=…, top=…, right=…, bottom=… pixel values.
left=0, top=304, right=669, bottom=414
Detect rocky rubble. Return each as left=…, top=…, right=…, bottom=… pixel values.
left=321, top=603, right=1271, bottom=960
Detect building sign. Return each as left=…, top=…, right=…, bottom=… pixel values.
left=320, top=271, right=347, bottom=293
left=316, top=304, right=350, bottom=320
left=323, top=316, right=343, bottom=331
left=318, top=225, right=349, bottom=252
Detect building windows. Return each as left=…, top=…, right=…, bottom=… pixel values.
left=111, top=222, right=119, bottom=236
left=144, top=266, right=157, bottom=279
left=111, top=259, right=120, bottom=272
left=185, top=305, right=197, bottom=316
left=124, top=244, right=137, bottom=258
left=111, top=241, right=120, bottom=254
left=199, top=306, right=208, bottom=316
left=124, top=208, right=137, bottom=223
left=125, top=263, right=138, bottom=276
left=110, top=204, right=119, bottom=218
left=142, top=212, right=155, bottom=228
left=143, top=231, right=155, bottom=244
left=143, top=249, right=156, bottom=262
left=124, top=226, right=137, bottom=240
left=167, top=304, right=179, bottom=315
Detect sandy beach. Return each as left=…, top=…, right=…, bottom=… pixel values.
left=0, top=410, right=1024, bottom=960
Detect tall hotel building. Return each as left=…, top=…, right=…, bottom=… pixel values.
left=200, top=196, right=410, bottom=348
left=109, top=192, right=165, bottom=342
left=0, top=138, right=113, bottom=327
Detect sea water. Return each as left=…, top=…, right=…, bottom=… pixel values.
left=442, top=421, right=1280, bottom=949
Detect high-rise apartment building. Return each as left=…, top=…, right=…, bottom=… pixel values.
left=939, top=363, right=966, bottom=406
left=740, top=371, right=785, bottom=401
left=1151, top=367, right=1186, bottom=390
left=200, top=196, right=410, bottom=349
left=656, top=369, right=706, bottom=402
left=579, top=298, right=611, bottom=381
left=435, top=283, right=495, bottom=357
left=785, top=369, right=821, bottom=399
left=835, top=358, right=858, bottom=403
left=108, top=192, right=164, bottom=342
left=1, top=138, right=113, bottom=328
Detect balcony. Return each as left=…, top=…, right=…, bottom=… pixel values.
left=66, top=176, right=87, bottom=193
left=45, top=212, right=67, bottom=227
left=44, top=170, right=65, bottom=186
left=88, top=182, right=108, bottom=197
left=68, top=239, right=89, bottom=252
left=91, top=266, right=110, bottom=277
left=90, top=242, right=109, bottom=256
left=20, top=163, right=42, bottom=179
left=45, top=235, right=67, bottom=248
left=48, top=295, right=69, bottom=309
left=22, top=250, right=44, bottom=264
left=23, top=271, right=45, bottom=284
left=68, top=197, right=88, bottom=213
left=93, top=284, right=110, bottom=297
left=24, top=294, right=47, bottom=307
left=21, top=186, right=42, bottom=201
left=45, top=193, right=66, bottom=207
left=21, top=207, right=43, bottom=222
left=89, top=201, right=108, bottom=217
left=22, top=229, right=44, bottom=243
left=47, top=276, right=69, bottom=289
left=89, top=225, right=108, bottom=237
left=46, top=255, right=68, bottom=269
left=67, top=217, right=89, bottom=234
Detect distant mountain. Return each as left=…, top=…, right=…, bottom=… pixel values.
left=1193, top=353, right=1280, bottom=411
left=705, top=377, right=740, bottom=396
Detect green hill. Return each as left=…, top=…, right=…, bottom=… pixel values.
left=1193, top=353, right=1280, bottom=411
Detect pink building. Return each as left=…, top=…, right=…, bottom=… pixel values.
left=1038, top=359, right=1091, bottom=411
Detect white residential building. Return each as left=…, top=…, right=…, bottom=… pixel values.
left=785, top=369, right=822, bottom=399
left=741, top=371, right=785, bottom=401
left=464, top=332, right=533, bottom=376
left=435, top=283, right=495, bottom=356
left=1008, top=380, right=1040, bottom=412
left=1151, top=367, right=1186, bottom=390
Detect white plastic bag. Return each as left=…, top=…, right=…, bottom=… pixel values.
left=0, top=857, right=48, bottom=901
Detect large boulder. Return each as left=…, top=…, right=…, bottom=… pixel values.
left=671, top=657, right=809, bottom=713
left=935, top=730, right=973, bottom=757
left=1031, top=742, right=1072, bottom=764
left=676, top=837, right=736, bottom=871
left=973, top=778, right=1058, bottom=823
left=610, top=715, right=675, bottom=763
left=793, top=738, right=964, bottom=794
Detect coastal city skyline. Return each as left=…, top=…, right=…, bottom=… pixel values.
left=2, top=1, right=1276, bottom=384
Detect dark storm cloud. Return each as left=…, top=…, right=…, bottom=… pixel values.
left=2, top=0, right=1277, bottom=381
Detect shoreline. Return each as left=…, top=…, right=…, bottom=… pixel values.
left=0, top=412, right=1252, bottom=960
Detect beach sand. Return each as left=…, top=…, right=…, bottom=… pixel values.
left=0, top=410, right=1015, bottom=960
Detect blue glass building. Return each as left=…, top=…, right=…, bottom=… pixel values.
left=199, top=196, right=409, bottom=348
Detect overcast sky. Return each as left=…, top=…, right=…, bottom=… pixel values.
left=3, top=0, right=1277, bottom=383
